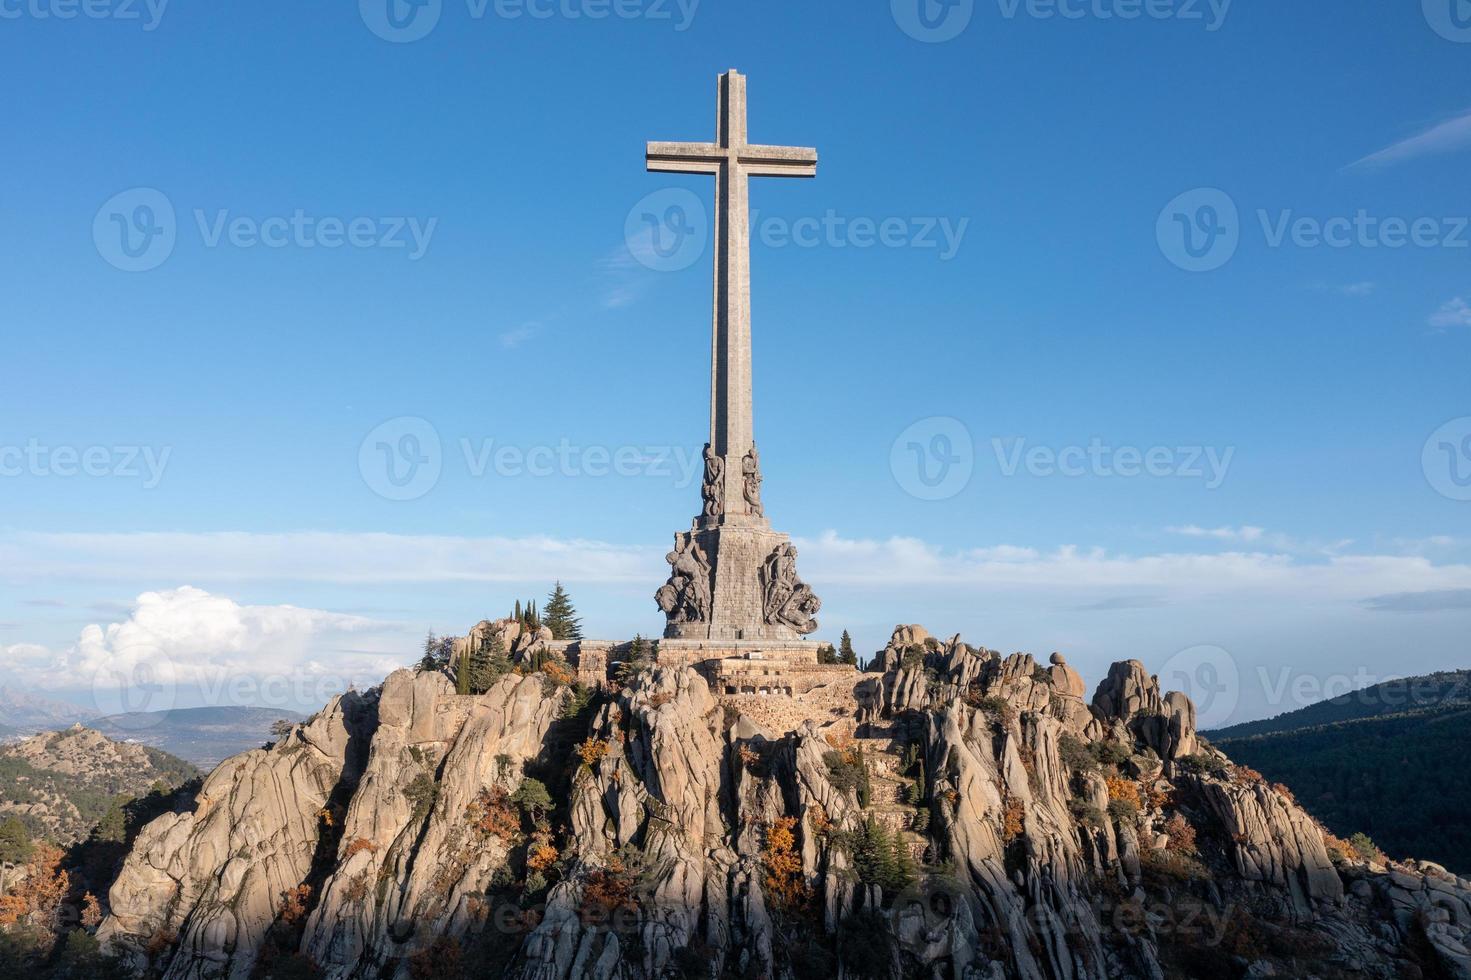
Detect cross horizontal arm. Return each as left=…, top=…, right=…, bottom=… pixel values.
left=740, top=144, right=818, bottom=178
left=647, top=141, right=724, bottom=174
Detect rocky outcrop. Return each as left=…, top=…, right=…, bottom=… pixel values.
left=97, top=631, right=1471, bottom=980
left=99, top=688, right=376, bottom=979
left=0, top=725, right=198, bottom=844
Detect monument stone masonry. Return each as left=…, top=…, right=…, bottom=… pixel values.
left=649, top=70, right=826, bottom=667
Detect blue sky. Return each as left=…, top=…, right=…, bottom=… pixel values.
left=2, top=0, right=1470, bottom=727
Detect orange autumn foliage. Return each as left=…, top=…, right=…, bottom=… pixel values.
left=1164, top=814, right=1198, bottom=856
left=0, top=842, right=68, bottom=926
left=470, top=787, right=523, bottom=844
left=527, top=828, right=559, bottom=874
left=1001, top=794, right=1025, bottom=843
left=582, top=855, right=637, bottom=915
left=343, top=837, right=380, bottom=859
left=761, top=817, right=811, bottom=911
left=578, top=738, right=611, bottom=766
left=1105, top=776, right=1142, bottom=809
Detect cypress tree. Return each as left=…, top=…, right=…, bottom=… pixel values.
left=455, top=645, right=473, bottom=696
left=839, top=630, right=858, bottom=667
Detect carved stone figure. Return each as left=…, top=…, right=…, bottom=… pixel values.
left=742, top=446, right=764, bottom=518
left=701, top=444, right=725, bottom=523
left=656, top=536, right=712, bottom=625
left=760, top=542, right=820, bottom=634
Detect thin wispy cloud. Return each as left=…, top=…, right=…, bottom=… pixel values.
left=1346, top=108, right=1471, bottom=171
left=597, top=240, right=658, bottom=309
left=1361, top=589, right=1471, bottom=613
left=499, top=321, right=543, bottom=349
left=1430, top=297, right=1471, bottom=330
left=1166, top=524, right=1265, bottom=542
left=7, top=530, right=1465, bottom=602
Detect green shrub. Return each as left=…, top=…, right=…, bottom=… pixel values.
left=1090, top=741, right=1132, bottom=768
left=1068, top=798, right=1105, bottom=830
left=1057, top=734, right=1095, bottom=772
left=1176, top=754, right=1229, bottom=778
left=1349, top=832, right=1383, bottom=863
left=403, top=772, right=439, bottom=823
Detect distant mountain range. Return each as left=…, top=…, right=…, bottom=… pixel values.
left=0, top=686, right=99, bottom=735
left=1209, top=670, right=1471, bottom=740
left=1209, top=669, right=1471, bottom=874
left=93, top=705, right=308, bottom=769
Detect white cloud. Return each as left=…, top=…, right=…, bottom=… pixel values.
left=1346, top=108, right=1471, bottom=170
left=8, top=587, right=402, bottom=713
left=1430, top=297, right=1471, bottom=330
left=3, top=532, right=1469, bottom=728
left=1338, top=282, right=1375, bottom=297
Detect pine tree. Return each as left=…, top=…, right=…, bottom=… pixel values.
left=467, top=635, right=511, bottom=694
left=543, top=582, right=583, bottom=641
left=817, top=643, right=838, bottom=665
left=839, top=630, right=858, bottom=667
left=615, top=634, right=653, bottom=684
left=0, top=815, right=32, bottom=864
left=416, top=631, right=442, bottom=672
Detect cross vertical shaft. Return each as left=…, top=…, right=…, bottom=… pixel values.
left=647, top=69, right=817, bottom=524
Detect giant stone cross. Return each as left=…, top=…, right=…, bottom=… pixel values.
left=649, top=71, right=823, bottom=649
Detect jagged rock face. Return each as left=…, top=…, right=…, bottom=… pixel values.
left=98, top=688, right=376, bottom=979
left=99, top=638, right=1471, bottom=980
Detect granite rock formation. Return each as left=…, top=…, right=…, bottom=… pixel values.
left=95, top=626, right=1471, bottom=980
